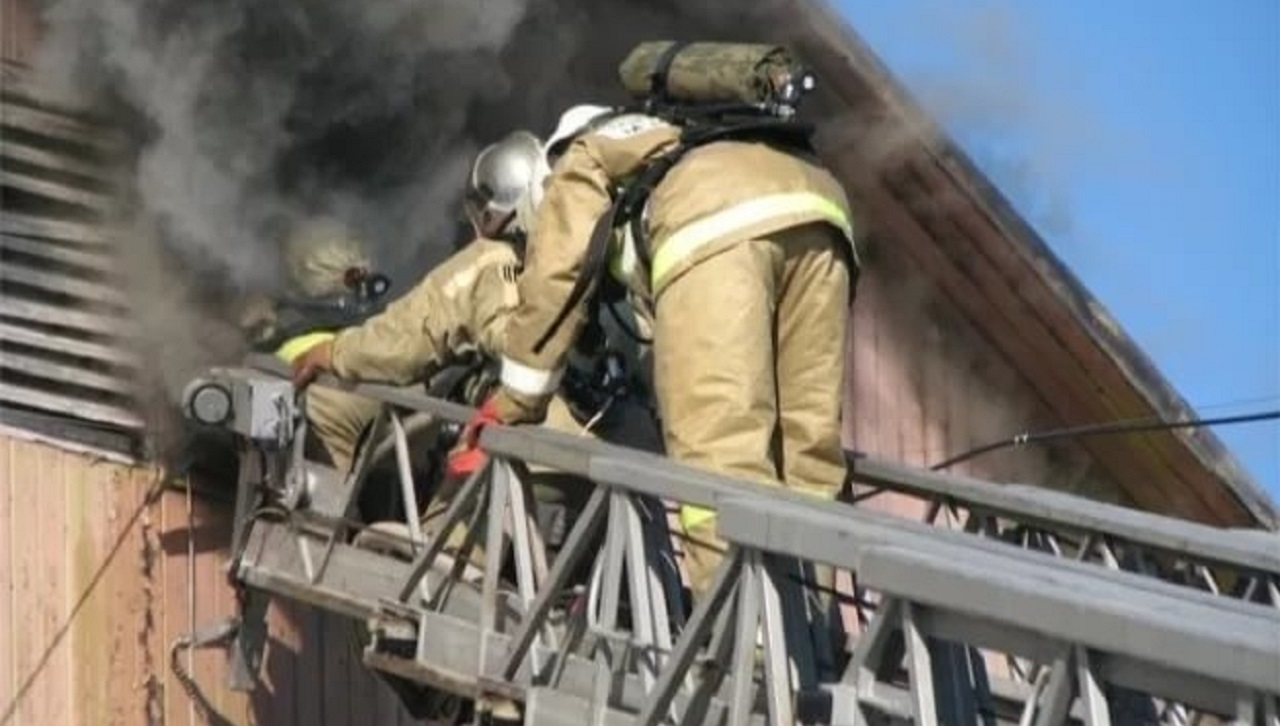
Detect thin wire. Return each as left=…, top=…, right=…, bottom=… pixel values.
left=929, top=408, right=1280, bottom=472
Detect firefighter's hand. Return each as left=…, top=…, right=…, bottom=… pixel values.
left=445, top=397, right=504, bottom=479
left=291, top=340, right=334, bottom=389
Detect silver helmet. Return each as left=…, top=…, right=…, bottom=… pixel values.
left=465, top=130, right=547, bottom=239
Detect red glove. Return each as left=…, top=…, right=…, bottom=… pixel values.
left=445, top=396, right=503, bottom=478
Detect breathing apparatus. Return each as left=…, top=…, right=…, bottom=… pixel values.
left=617, top=41, right=816, bottom=120
left=532, top=40, right=822, bottom=355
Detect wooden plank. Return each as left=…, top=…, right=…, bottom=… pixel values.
left=0, top=139, right=107, bottom=183
left=0, top=439, right=13, bottom=717
left=191, top=497, right=229, bottom=723
left=851, top=266, right=880, bottom=456
left=849, top=268, right=879, bottom=501
left=294, top=606, right=324, bottom=725
left=263, top=600, right=300, bottom=726
left=1, top=233, right=117, bottom=274
left=346, top=619, right=384, bottom=725
left=0, top=296, right=133, bottom=338
left=1, top=168, right=111, bottom=213
left=1, top=212, right=111, bottom=247
left=210, top=500, right=252, bottom=726
left=0, top=382, right=141, bottom=429
left=0, top=102, right=115, bottom=154
left=38, top=445, right=70, bottom=725
left=67, top=453, right=101, bottom=724
left=158, top=488, right=187, bottom=726
left=921, top=292, right=950, bottom=469
left=0, top=257, right=128, bottom=306
left=5, top=439, right=40, bottom=725
left=321, top=613, right=354, bottom=726
left=134, top=468, right=163, bottom=726
left=0, top=321, right=137, bottom=367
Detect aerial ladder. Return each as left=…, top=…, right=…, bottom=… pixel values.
left=177, top=355, right=1280, bottom=726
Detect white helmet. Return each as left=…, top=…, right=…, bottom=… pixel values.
left=544, top=104, right=614, bottom=162
left=465, top=130, right=546, bottom=239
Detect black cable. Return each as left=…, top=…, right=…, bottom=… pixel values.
left=928, top=408, right=1280, bottom=472
left=844, top=408, right=1280, bottom=505
left=170, top=633, right=238, bottom=726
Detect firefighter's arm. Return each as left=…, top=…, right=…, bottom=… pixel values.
left=469, top=259, right=521, bottom=358
left=491, top=142, right=615, bottom=424
left=328, top=277, right=449, bottom=386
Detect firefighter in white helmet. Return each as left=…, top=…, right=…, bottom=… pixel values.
left=455, top=96, right=857, bottom=596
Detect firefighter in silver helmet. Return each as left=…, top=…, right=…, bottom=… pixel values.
left=292, top=130, right=661, bottom=562
left=288, top=132, right=548, bottom=399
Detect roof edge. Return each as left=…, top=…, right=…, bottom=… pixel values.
left=797, top=0, right=1277, bottom=528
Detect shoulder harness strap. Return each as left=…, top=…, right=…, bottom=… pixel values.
left=531, top=110, right=816, bottom=355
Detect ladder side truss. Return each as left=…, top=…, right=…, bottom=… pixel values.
left=182, top=358, right=1280, bottom=726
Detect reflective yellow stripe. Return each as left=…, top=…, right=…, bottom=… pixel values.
left=275, top=332, right=336, bottom=363
left=679, top=504, right=717, bottom=531
left=650, top=192, right=853, bottom=289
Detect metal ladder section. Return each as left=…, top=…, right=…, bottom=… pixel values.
left=182, top=358, right=1280, bottom=726
left=844, top=457, right=1280, bottom=726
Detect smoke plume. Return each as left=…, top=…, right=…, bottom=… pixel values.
left=26, top=0, right=1097, bottom=491
left=25, top=0, right=777, bottom=454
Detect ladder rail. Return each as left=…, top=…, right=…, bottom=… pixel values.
left=194, top=359, right=1280, bottom=725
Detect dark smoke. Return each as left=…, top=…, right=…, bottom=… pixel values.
left=32, top=0, right=778, bottom=288
left=26, top=0, right=782, bottom=453
left=29, top=0, right=1079, bottom=490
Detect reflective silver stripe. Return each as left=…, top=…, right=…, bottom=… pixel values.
left=500, top=356, right=564, bottom=396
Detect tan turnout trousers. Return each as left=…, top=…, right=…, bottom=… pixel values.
left=653, top=222, right=850, bottom=595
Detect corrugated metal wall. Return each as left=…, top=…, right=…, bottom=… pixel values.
left=0, top=434, right=423, bottom=725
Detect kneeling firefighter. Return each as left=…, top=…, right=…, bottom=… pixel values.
left=243, top=217, right=391, bottom=473
left=457, top=42, right=861, bottom=598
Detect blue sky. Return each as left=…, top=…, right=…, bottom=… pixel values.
left=837, top=0, right=1280, bottom=498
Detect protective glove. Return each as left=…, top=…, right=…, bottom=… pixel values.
left=445, top=396, right=504, bottom=478
left=291, top=340, right=334, bottom=388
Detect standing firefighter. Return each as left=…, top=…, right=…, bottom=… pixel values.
left=243, top=217, right=390, bottom=473
left=457, top=42, right=860, bottom=595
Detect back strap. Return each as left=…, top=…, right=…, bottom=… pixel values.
left=532, top=115, right=816, bottom=355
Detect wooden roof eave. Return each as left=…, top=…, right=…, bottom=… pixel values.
left=785, top=0, right=1277, bottom=529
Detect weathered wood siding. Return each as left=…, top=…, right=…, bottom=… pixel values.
left=0, top=262, right=1124, bottom=725
left=0, top=433, right=422, bottom=725
left=842, top=236, right=1119, bottom=524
